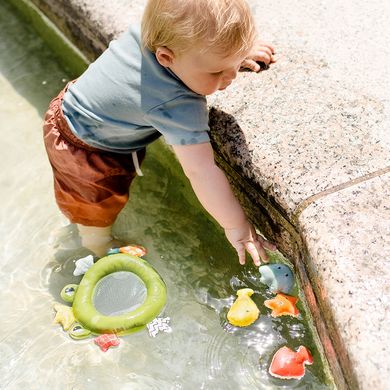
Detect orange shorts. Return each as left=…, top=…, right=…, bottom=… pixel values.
left=43, top=84, right=145, bottom=227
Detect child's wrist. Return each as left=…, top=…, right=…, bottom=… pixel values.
left=223, top=218, right=249, bottom=231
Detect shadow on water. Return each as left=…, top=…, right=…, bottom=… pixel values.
left=0, top=1, right=72, bottom=117
left=1, top=1, right=332, bottom=388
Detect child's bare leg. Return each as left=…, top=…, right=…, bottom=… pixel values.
left=77, top=224, right=114, bottom=257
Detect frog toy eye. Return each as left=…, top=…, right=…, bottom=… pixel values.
left=61, top=284, right=79, bottom=303
left=69, top=323, right=91, bottom=340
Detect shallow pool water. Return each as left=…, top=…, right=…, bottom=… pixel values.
left=0, top=2, right=332, bottom=388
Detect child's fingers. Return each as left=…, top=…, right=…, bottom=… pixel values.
left=267, top=44, right=276, bottom=54
left=263, top=240, right=277, bottom=251
left=255, top=41, right=276, bottom=54
left=251, top=50, right=274, bottom=65
left=255, top=45, right=274, bottom=58
left=235, top=244, right=246, bottom=265
left=257, top=235, right=277, bottom=251
left=241, top=59, right=261, bottom=72
left=253, top=239, right=269, bottom=264
left=245, top=241, right=261, bottom=266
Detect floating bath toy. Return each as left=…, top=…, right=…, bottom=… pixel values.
left=269, top=346, right=313, bottom=379
left=264, top=293, right=299, bottom=318
left=259, top=264, right=294, bottom=294
left=73, top=254, right=94, bottom=276
left=53, top=303, right=76, bottom=331
left=94, top=333, right=121, bottom=352
left=227, top=288, right=260, bottom=327
left=53, top=252, right=167, bottom=342
left=107, top=245, right=147, bottom=257
left=147, top=317, right=172, bottom=337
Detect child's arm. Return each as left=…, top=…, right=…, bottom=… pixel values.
left=172, top=142, right=276, bottom=266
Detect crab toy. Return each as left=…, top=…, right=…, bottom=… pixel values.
left=94, top=334, right=121, bottom=352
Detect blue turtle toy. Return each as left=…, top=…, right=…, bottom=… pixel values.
left=259, top=263, right=294, bottom=294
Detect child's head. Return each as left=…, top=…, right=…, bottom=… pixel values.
left=141, top=0, right=256, bottom=95
left=142, top=0, right=256, bottom=57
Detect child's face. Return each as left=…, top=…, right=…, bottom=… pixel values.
left=156, top=46, right=248, bottom=96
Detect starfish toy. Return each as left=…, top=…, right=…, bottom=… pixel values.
left=94, top=333, right=120, bottom=352
left=53, top=303, right=76, bottom=331
left=269, top=346, right=313, bottom=379
left=264, top=293, right=299, bottom=317
left=73, top=255, right=94, bottom=276
left=227, top=288, right=260, bottom=327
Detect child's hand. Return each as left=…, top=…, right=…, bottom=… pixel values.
left=241, top=41, right=276, bottom=72
left=224, top=221, right=277, bottom=266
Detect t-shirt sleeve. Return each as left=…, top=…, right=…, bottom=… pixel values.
left=144, top=94, right=210, bottom=146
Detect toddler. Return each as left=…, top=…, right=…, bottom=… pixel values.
left=43, top=0, right=276, bottom=265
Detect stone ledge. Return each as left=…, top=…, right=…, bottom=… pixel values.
left=299, top=172, right=390, bottom=390
left=12, top=0, right=390, bottom=389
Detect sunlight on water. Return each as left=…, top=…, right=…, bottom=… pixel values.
left=0, top=2, right=332, bottom=388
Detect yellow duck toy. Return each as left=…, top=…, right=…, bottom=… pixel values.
left=227, top=288, right=260, bottom=327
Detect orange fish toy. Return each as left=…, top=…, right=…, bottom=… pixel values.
left=107, top=245, right=147, bottom=257
left=264, top=293, right=299, bottom=317
left=269, top=345, right=313, bottom=379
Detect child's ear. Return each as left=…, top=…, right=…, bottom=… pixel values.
left=155, top=47, right=175, bottom=67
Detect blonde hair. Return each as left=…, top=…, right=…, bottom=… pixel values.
left=141, top=0, right=256, bottom=57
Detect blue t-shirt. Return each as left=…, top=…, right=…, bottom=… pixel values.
left=62, top=25, right=210, bottom=153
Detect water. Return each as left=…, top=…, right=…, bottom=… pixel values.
left=0, top=2, right=332, bottom=388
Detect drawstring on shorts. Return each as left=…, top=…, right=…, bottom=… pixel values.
left=131, top=151, right=144, bottom=176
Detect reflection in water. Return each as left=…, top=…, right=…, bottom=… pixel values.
left=0, top=2, right=332, bottom=389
